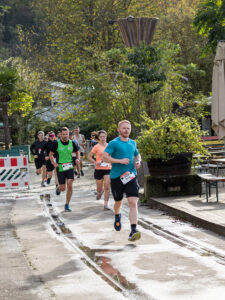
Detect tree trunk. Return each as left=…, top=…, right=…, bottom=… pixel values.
left=2, top=98, right=10, bottom=150
left=16, top=115, right=23, bottom=145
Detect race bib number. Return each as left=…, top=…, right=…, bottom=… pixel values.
left=62, top=162, right=73, bottom=171
left=120, top=172, right=135, bottom=185
left=100, top=161, right=110, bottom=167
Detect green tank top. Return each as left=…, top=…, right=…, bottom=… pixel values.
left=57, top=139, right=73, bottom=172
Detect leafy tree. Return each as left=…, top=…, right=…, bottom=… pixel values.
left=46, top=47, right=141, bottom=136
left=0, top=66, right=17, bottom=148
left=20, top=0, right=132, bottom=83
left=124, top=43, right=166, bottom=120
left=17, top=0, right=211, bottom=140
left=128, top=0, right=199, bottom=18
left=193, top=0, right=225, bottom=55
left=0, top=1, right=36, bottom=59
left=149, top=41, right=209, bottom=120
left=0, top=58, right=38, bottom=145
left=157, top=2, right=213, bottom=96
left=0, top=4, right=11, bottom=58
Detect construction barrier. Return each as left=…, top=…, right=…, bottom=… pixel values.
left=0, top=155, right=30, bottom=189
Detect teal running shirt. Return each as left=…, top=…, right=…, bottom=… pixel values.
left=104, top=137, right=139, bottom=179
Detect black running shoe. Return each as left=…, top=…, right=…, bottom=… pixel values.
left=74, top=171, right=78, bottom=176
left=114, top=213, right=121, bottom=231
left=81, top=170, right=84, bottom=176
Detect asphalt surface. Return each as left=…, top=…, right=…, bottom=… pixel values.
left=0, top=197, right=50, bottom=300
left=2, top=163, right=225, bottom=300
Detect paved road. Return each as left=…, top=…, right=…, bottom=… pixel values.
left=0, top=196, right=50, bottom=300
left=2, top=163, right=225, bottom=299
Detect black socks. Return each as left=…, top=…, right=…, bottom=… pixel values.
left=131, top=224, right=137, bottom=232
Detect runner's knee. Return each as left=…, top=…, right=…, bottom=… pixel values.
left=60, top=185, right=66, bottom=191
left=104, top=186, right=110, bottom=192
left=128, top=198, right=137, bottom=209
left=114, top=201, right=122, bottom=208
left=67, top=181, right=73, bottom=189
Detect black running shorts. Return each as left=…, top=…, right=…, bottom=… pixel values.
left=46, top=159, right=54, bottom=172
left=94, top=169, right=110, bottom=180
left=57, top=169, right=74, bottom=185
left=34, top=157, right=46, bottom=170
left=110, top=176, right=139, bottom=201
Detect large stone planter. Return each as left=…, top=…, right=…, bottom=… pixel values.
left=147, top=153, right=192, bottom=176
left=144, top=173, right=201, bottom=198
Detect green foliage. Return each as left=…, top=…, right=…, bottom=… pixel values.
left=157, top=2, right=213, bottom=95
left=0, top=59, right=34, bottom=115
left=0, top=59, right=39, bottom=144
left=137, top=115, right=208, bottom=161
left=11, top=0, right=213, bottom=141
left=124, top=43, right=166, bottom=92
left=0, top=66, right=18, bottom=96
left=147, top=41, right=210, bottom=120
left=0, top=1, right=36, bottom=59
left=193, top=0, right=225, bottom=54
left=0, top=5, right=11, bottom=17
left=20, top=0, right=131, bottom=82
left=8, top=91, right=33, bottom=117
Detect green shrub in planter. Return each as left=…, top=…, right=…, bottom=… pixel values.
left=137, top=115, right=208, bottom=162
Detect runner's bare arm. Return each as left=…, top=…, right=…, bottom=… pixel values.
left=102, top=152, right=130, bottom=165
left=72, top=151, right=80, bottom=166
left=87, top=151, right=100, bottom=166
left=49, top=151, right=58, bottom=167
left=82, top=135, right=86, bottom=148
left=135, top=154, right=142, bottom=169
left=75, top=151, right=80, bottom=161
left=87, top=151, right=96, bottom=164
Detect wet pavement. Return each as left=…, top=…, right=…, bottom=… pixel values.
left=148, top=189, right=225, bottom=237
left=2, top=163, right=225, bottom=299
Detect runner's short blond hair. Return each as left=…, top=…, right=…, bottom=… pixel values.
left=118, top=120, right=131, bottom=127
left=60, top=127, right=69, bottom=132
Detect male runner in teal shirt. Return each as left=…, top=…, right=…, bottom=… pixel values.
left=102, top=120, right=142, bottom=241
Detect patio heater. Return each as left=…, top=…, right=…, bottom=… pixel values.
left=109, top=16, right=159, bottom=48
left=109, top=16, right=159, bottom=127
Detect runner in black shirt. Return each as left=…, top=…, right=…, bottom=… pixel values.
left=30, top=131, right=47, bottom=187
left=41, top=131, right=58, bottom=186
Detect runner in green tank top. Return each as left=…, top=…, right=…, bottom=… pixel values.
left=49, top=127, right=80, bottom=212
left=57, top=139, right=74, bottom=172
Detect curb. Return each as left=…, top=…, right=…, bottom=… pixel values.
left=148, top=197, right=225, bottom=238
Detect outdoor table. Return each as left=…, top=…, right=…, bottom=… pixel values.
left=193, top=154, right=208, bottom=158
left=210, top=158, right=225, bottom=164
left=197, top=173, right=225, bottom=202
left=208, top=150, right=225, bottom=156
left=208, top=158, right=225, bottom=177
